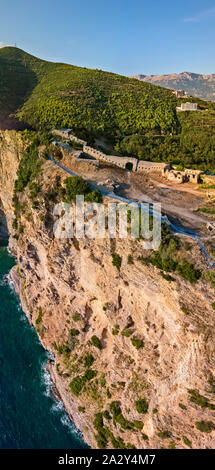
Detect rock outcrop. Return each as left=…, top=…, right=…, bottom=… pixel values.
left=0, top=130, right=215, bottom=449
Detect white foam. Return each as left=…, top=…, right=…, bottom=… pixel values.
left=42, top=363, right=53, bottom=397
left=60, top=414, right=82, bottom=438
left=41, top=363, right=83, bottom=439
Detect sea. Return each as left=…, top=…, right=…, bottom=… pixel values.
left=0, top=244, right=88, bottom=449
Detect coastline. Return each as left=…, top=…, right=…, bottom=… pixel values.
left=9, top=264, right=92, bottom=449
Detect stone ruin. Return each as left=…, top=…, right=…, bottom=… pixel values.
left=162, top=167, right=203, bottom=184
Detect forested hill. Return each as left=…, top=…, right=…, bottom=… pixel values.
left=0, top=47, right=177, bottom=134
left=1, top=47, right=215, bottom=170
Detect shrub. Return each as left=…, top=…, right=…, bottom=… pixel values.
left=112, top=253, right=122, bottom=272
left=204, top=271, right=215, bottom=289
left=157, top=430, right=171, bottom=439
left=103, top=410, right=111, bottom=420
left=182, top=436, right=192, bottom=448
left=93, top=413, right=108, bottom=449
left=83, top=369, right=97, bottom=381
left=64, top=176, right=102, bottom=203
left=32, top=200, right=40, bottom=209
left=110, top=401, right=135, bottom=430
left=69, top=368, right=97, bottom=396
left=181, top=305, right=189, bottom=315
left=133, top=420, right=143, bottom=430
left=29, top=181, right=40, bottom=198
left=84, top=353, right=95, bottom=368
left=91, top=335, right=102, bottom=350
left=121, top=327, right=134, bottom=337
left=127, top=254, right=134, bottom=264
left=100, top=373, right=106, bottom=387
left=78, top=406, right=85, bottom=413
left=35, top=307, right=43, bottom=325
left=131, top=336, right=144, bottom=349
left=85, top=190, right=103, bottom=203
left=112, top=324, right=120, bottom=335
left=95, top=433, right=108, bottom=449
left=211, top=302, right=215, bottom=310
left=135, top=398, right=149, bottom=414
left=179, top=403, right=187, bottom=410
left=176, top=260, right=201, bottom=283
left=188, top=389, right=215, bottom=410
left=69, top=376, right=84, bottom=396
left=142, top=433, right=149, bottom=441
left=72, top=312, right=81, bottom=322
left=70, top=328, right=80, bottom=337
left=195, top=421, right=214, bottom=433
left=138, top=256, right=150, bottom=266
left=18, top=224, right=24, bottom=234
left=93, top=412, right=104, bottom=431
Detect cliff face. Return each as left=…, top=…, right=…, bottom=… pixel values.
left=1, top=130, right=215, bottom=449
left=0, top=130, right=25, bottom=238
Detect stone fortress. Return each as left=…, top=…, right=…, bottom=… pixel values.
left=52, top=129, right=203, bottom=184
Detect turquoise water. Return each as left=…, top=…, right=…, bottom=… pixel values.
left=0, top=245, right=88, bottom=449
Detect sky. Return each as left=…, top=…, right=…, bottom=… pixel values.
left=0, top=0, right=215, bottom=76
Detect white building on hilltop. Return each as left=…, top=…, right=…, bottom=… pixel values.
left=176, top=102, right=198, bottom=112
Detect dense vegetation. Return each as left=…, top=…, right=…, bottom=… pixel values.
left=139, top=223, right=202, bottom=284
left=115, top=105, right=215, bottom=170
left=64, top=176, right=102, bottom=203
left=1, top=47, right=215, bottom=170
left=0, top=47, right=177, bottom=136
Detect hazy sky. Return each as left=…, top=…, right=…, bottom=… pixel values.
left=1, top=0, right=215, bottom=75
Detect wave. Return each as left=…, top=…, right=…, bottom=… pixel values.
left=41, top=362, right=83, bottom=440
left=60, top=414, right=83, bottom=438
left=42, top=362, right=53, bottom=397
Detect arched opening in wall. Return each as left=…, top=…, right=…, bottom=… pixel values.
left=0, top=200, right=9, bottom=246
left=125, top=162, right=133, bottom=172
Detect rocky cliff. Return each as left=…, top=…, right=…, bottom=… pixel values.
left=0, top=130, right=215, bottom=449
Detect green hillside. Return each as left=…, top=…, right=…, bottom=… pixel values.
left=0, top=47, right=177, bottom=134
left=0, top=47, right=215, bottom=170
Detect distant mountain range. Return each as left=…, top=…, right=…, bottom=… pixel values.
left=131, top=72, right=215, bottom=101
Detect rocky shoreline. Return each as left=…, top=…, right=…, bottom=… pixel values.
left=9, top=265, right=92, bottom=447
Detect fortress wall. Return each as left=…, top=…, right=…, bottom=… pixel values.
left=83, top=146, right=138, bottom=170
left=69, top=135, right=87, bottom=146
left=52, top=129, right=87, bottom=146
left=137, top=161, right=170, bottom=173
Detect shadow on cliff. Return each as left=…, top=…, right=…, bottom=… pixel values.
left=0, top=55, right=38, bottom=131
left=0, top=206, right=9, bottom=245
